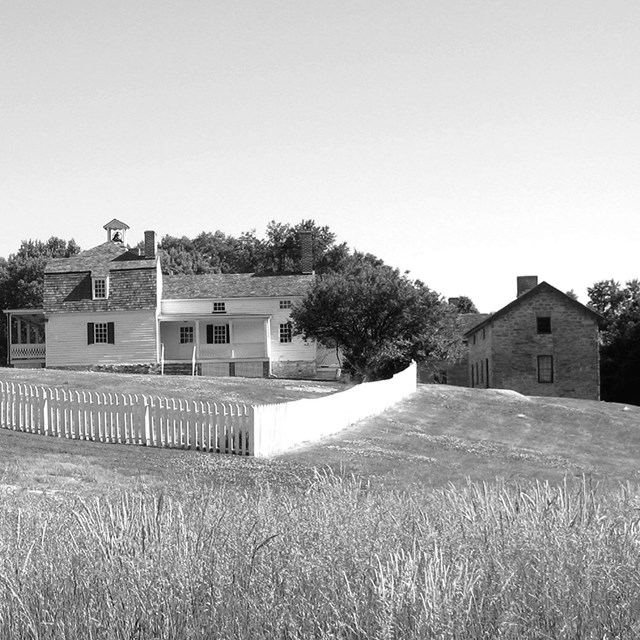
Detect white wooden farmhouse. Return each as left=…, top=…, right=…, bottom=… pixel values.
left=4, top=220, right=333, bottom=378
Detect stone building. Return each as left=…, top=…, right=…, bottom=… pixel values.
left=464, top=276, right=601, bottom=400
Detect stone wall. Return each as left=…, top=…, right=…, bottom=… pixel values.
left=271, top=360, right=317, bottom=379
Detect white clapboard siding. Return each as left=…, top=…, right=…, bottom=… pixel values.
left=162, top=296, right=303, bottom=316
left=46, top=310, right=158, bottom=367
left=0, top=380, right=253, bottom=455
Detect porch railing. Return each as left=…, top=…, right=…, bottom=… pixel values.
left=10, top=344, right=46, bottom=360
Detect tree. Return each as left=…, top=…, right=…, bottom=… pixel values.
left=291, top=254, right=462, bottom=381
left=587, top=279, right=640, bottom=405
left=450, top=296, right=479, bottom=314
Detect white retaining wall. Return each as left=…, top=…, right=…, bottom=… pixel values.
left=252, top=362, right=417, bottom=456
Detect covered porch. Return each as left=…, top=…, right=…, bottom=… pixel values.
left=159, top=314, right=271, bottom=377
left=4, top=309, right=46, bottom=368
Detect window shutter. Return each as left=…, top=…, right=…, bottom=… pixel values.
left=87, top=323, right=94, bottom=345
left=107, top=322, right=115, bottom=344
left=226, top=325, right=230, bottom=343
left=206, top=325, right=213, bottom=344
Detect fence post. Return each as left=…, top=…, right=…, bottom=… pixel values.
left=144, top=396, right=151, bottom=446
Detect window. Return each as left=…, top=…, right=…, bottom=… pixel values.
left=537, top=317, right=552, bottom=334
left=180, top=326, right=194, bottom=344
left=279, top=300, right=292, bottom=309
left=92, top=277, right=108, bottom=300
left=87, top=322, right=114, bottom=345
left=279, top=323, right=292, bottom=343
left=538, top=355, right=554, bottom=383
left=206, top=324, right=230, bottom=344
left=212, top=302, right=226, bottom=314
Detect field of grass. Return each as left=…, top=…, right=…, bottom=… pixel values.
left=2, top=370, right=640, bottom=638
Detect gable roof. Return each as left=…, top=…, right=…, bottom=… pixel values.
left=45, top=242, right=155, bottom=274
left=464, top=281, right=602, bottom=338
left=162, top=273, right=315, bottom=299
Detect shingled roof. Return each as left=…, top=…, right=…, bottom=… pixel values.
left=162, top=273, right=316, bottom=299
left=45, top=242, right=155, bottom=274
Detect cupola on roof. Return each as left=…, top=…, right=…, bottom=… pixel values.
left=103, top=219, right=130, bottom=244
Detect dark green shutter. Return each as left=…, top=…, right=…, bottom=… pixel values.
left=206, top=325, right=213, bottom=344
left=107, top=322, right=115, bottom=344
left=87, top=323, right=94, bottom=344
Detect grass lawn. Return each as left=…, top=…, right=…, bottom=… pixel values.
left=2, top=370, right=639, bottom=493
left=0, top=367, right=344, bottom=404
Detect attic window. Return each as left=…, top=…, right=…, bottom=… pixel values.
left=279, top=300, right=292, bottom=309
left=537, top=317, right=552, bottom=334
left=92, top=277, right=109, bottom=300
left=213, top=302, right=226, bottom=314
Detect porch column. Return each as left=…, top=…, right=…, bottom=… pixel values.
left=194, top=320, right=201, bottom=360
left=264, top=318, right=271, bottom=359
left=229, top=321, right=235, bottom=359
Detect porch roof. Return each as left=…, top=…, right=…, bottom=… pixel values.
left=158, top=313, right=271, bottom=322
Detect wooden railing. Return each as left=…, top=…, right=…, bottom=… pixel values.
left=10, top=344, right=46, bottom=360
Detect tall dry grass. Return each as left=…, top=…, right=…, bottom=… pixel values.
left=1, top=474, right=639, bottom=639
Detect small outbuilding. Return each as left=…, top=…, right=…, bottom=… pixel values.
left=464, top=276, right=601, bottom=400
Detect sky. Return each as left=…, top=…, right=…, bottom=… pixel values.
left=2, top=0, right=639, bottom=313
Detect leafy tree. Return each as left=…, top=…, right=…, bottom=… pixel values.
left=157, top=220, right=350, bottom=276
left=588, top=279, right=640, bottom=405
left=450, top=296, right=479, bottom=314
left=291, top=254, right=462, bottom=381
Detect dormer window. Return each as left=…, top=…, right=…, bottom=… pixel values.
left=92, top=277, right=109, bottom=300
left=213, top=302, right=226, bottom=314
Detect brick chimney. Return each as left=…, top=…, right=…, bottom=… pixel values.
left=299, top=231, right=313, bottom=274
left=517, top=276, right=538, bottom=298
left=144, top=230, right=157, bottom=259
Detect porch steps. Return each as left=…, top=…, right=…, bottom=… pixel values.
left=162, top=363, right=200, bottom=376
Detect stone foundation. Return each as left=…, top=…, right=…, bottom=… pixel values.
left=270, top=360, right=317, bottom=379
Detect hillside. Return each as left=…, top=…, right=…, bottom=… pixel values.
left=2, top=373, right=639, bottom=493
left=276, top=385, right=640, bottom=489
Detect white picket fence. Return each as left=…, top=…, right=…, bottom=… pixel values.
left=0, top=362, right=417, bottom=457
left=0, top=382, right=252, bottom=454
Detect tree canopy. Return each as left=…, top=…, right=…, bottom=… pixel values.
left=158, top=220, right=350, bottom=276
left=290, top=253, right=463, bottom=381
left=588, top=279, right=640, bottom=405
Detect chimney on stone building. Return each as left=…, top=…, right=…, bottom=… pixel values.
left=144, top=230, right=157, bottom=259
left=517, top=275, right=538, bottom=298
left=299, top=231, right=314, bottom=274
